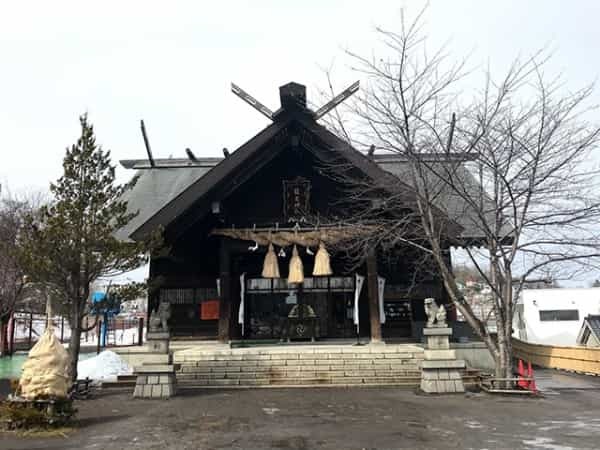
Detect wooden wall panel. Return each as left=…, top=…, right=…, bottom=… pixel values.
left=513, top=338, right=600, bottom=375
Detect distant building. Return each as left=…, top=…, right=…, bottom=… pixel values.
left=120, top=297, right=147, bottom=317
left=456, top=280, right=496, bottom=333
left=514, top=288, right=600, bottom=346
left=576, top=315, right=600, bottom=347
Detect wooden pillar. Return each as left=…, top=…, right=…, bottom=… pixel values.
left=147, top=257, right=157, bottom=333
left=138, top=318, right=144, bottom=346
left=367, top=248, right=382, bottom=343
left=218, top=238, right=232, bottom=342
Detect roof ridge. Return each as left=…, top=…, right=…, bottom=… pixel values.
left=120, top=157, right=224, bottom=169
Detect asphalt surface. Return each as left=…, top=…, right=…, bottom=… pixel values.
left=2, top=371, right=600, bottom=450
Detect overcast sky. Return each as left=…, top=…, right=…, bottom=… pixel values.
left=2, top=0, right=599, bottom=192
left=2, top=1, right=599, bottom=285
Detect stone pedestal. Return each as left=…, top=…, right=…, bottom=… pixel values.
left=133, top=331, right=176, bottom=399
left=133, top=365, right=177, bottom=399
left=420, top=327, right=465, bottom=394
left=146, top=331, right=170, bottom=354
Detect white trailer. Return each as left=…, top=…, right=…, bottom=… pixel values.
left=514, top=288, right=600, bottom=346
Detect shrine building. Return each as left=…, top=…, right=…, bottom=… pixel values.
left=118, top=82, right=481, bottom=344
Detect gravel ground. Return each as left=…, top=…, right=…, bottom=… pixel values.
left=2, top=376, right=600, bottom=450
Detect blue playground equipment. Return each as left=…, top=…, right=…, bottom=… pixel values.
left=91, top=291, right=121, bottom=348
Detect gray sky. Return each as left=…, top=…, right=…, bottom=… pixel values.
left=2, top=1, right=599, bottom=285
left=2, top=0, right=599, bottom=191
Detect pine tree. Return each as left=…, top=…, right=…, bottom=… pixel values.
left=19, top=114, right=159, bottom=380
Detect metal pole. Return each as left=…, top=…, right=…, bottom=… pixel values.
left=9, top=313, right=16, bottom=356
left=28, top=312, right=33, bottom=349
left=97, top=319, right=102, bottom=354
left=140, top=120, right=156, bottom=167
left=101, top=313, right=107, bottom=347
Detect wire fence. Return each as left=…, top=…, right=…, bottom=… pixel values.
left=3, top=311, right=146, bottom=355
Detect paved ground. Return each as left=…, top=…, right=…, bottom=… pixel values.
left=2, top=371, right=600, bottom=450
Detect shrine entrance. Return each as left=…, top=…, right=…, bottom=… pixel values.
left=243, top=276, right=360, bottom=340
left=127, top=81, right=455, bottom=344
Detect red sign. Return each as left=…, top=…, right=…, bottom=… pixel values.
left=201, top=300, right=220, bottom=320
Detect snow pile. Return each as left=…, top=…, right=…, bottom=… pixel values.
left=77, top=350, right=133, bottom=381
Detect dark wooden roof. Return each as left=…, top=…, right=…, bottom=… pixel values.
left=118, top=119, right=483, bottom=241
left=125, top=118, right=290, bottom=240
left=118, top=82, right=489, bottom=243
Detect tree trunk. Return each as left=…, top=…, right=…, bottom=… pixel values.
left=493, top=327, right=514, bottom=388
left=68, top=299, right=83, bottom=382
left=68, top=323, right=82, bottom=382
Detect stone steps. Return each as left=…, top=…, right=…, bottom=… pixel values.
left=178, top=377, right=422, bottom=388
left=174, top=344, right=427, bottom=388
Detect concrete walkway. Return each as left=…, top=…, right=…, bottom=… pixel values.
left=3, top=370, right=600, bottom=449
left=535, top=368, right=600, bottom=391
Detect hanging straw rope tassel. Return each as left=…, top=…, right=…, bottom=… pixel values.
left=262, top=242, right=281, bottom=278
left=313, top=241, right=332, bottom=276
left=288, top=245, right=304, bottom=284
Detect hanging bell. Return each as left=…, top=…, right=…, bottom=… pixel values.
left=262, top=243, right=281, bottom=278
left=288, top=245, right=304, bottom=284
left=313, top=241, right=333, bottom=276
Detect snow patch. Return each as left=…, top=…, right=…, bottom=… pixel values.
left=77, top=350, right=132, bottom=381
left=522, top=437, right=574, bottom=450
left=464, top=420, right=484, bottom=429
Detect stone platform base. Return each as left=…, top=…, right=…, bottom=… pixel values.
left=420, top=327, right=466, bottom=393
left=133, top=365, right=177, bottom=399
left=421, top=367, right=465, bottom=393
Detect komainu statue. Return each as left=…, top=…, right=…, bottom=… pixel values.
left=150, top=302, right=171, bottom=332
left=424, top=298, right=447, bottom=328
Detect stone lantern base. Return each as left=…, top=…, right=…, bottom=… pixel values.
left=133, top=365, right=177, bottom=399
left=133, top=331, right=176, bottom=399
left=420, top=327, right=465, bottom=394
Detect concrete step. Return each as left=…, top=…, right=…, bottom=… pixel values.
left=178, top=376, right=423, bottom=387
left=178, top=357, right=422, bottom=365
left=174, top=352, right=425, bottom=363
left=177, top=357, right=423, bottom=364
left=177, top=370, right=421, bottom=380
left=177, top=371, right=477, bottom=388
left=177, top=366, right=422, bottom=374
left=178, top=362, right=421, bottom=371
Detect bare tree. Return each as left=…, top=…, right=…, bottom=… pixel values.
left=0, top=190, right=45, bottom=356
left=321, top=8, right=600, bottom=379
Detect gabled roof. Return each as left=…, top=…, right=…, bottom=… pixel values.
left=124, top=118, right=290, bottom=240
left=576, top=314, right=600, bottom=346
left=118, top=137, right=477, bottom=242
left=118, top=82, right=488, bottom=242
left=375, top=156, right=495, bottom=241
left=115, top=162, right=218, bottom=241
left=119, top=109, right=431, bottom=241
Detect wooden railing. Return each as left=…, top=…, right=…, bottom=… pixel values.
left=513, top=338, right=600, bottom=375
